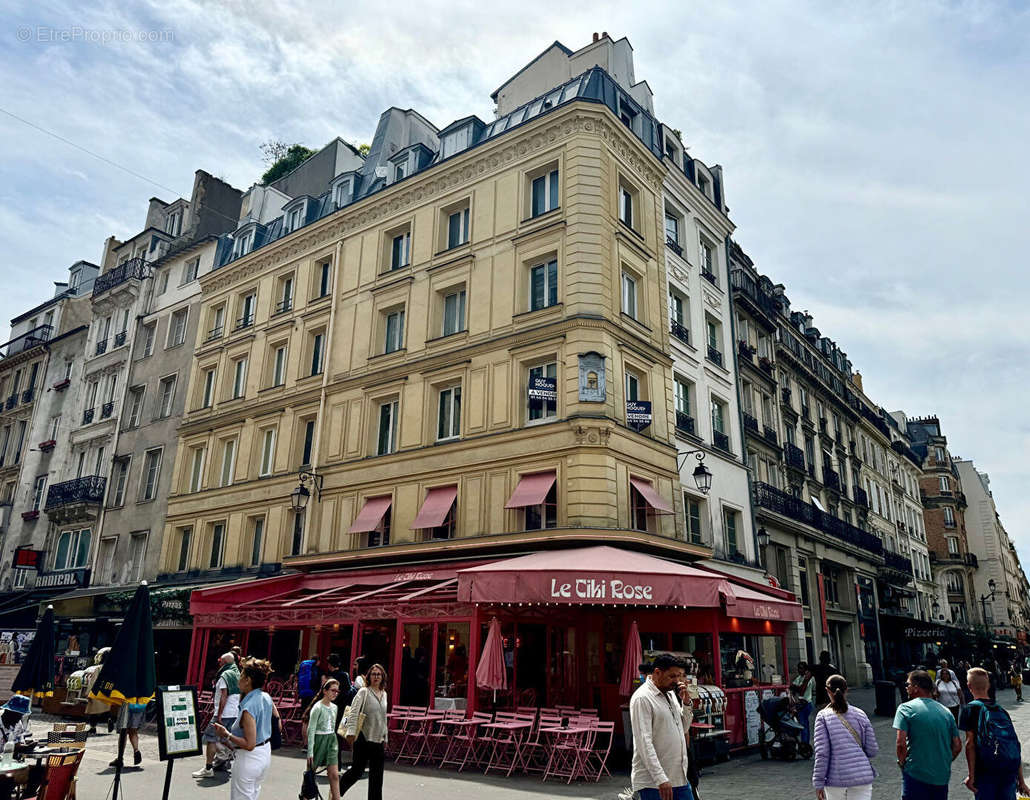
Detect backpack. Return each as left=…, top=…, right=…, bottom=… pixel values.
left=298, top=659, right=319, bottom=696
left=971, top=700, right=1021, bottom=772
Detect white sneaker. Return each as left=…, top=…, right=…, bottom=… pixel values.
left=192, top=766, right=214, bottom=779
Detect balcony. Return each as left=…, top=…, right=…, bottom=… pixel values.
left=665, top=237, right=683, bottom=257
left=800, top=404, right=811, bottom=421
left=701, top=269, right=718, bottom=287
left=743, top=412, right=759, bottom=434
left=37, top=439, right=56, bottom=452
left=675, top=411, right=695, bottom=436
left=4, top=395, right=16, bottom=410
left=753, top=481, right=883, bottom=556
left=235, top=315, right=255, bottom=331
left=850, top=440, right=861, bottom=463
left=44, top=475, right=107, bottom=523
left=781, top=387, right=792, bottom=406
left=21, top=388, right=35, bottom=405
left=274, top=298, right=293, bottom=315
left=930, top=552, right=978, bottom=568
left=757, top=356, right=774, bottom=376
left=207, top=326, right=224, bottom=342
left=52, top=378, right=70, bottom=392
left=729, top=269, right=780, bottom=321
left=93, top=257, right=150, bottom=297
left=783, top=442, right=806, bottom=470
left=763, top=426, right=779, bottom=446
left=114, top=331, right=127, bottom=347
left=737, top=340, right=755, bottom=362
left=82, top=408, right=95, bottom=425
left=0, top=324, right=53, bottom=358
left=853, top=485, right=868, bottom=508
left=670, top=321, right=690, bottom=346
left=100, top=402, right=114, bottom=419
left=881, top=550, right=914, bottom=577
left=706, top=346, right=723, bottom=367
left=713, top=431, right=731, bottom=453
left=823, top=467, right=841, bottom=492
left=95, top=339, right=108, bottom=356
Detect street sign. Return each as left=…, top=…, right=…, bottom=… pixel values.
left=12, top=547, right=42, bottom=570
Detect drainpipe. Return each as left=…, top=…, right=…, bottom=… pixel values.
left=723, top=235, right=763, bottom=572
left=303, top=242, right=342, bottom=553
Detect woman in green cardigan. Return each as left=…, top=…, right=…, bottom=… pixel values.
left=306, top=679, right=341, bottom=800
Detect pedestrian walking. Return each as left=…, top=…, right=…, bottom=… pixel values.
left=894, top=670, right=962, bottom=800
left=1007, top=663, right=1023, bottom=702
left=813, top=651, right=839, bottom=708
left=955, top=662, right=971, bottom=705
left=792, top=661, right=815, bottom=746
left=305, top=679, right=341, bottom=800
left=812, top=674, right=878, bottom=800
left=629, top=653, right=694, bottom=800
left=339, top=663, right=389, bottom=800
left=935, top=663, right=963, bottom=723
left=194, top=652, right=241, bottom=779
left=213, top=658, right=276, bottom=800
left=959, top=667, right=1030, bottom=800
left=325, top=654, right=354, bottom=768
left=108, top=700, right=146, bottom=768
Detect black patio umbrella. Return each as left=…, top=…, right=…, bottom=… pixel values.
left=88, top=581, right=155, bottom=800
left=10, top=604, right=56, bottom=700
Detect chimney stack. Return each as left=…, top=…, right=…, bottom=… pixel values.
left=852, top=371, right=864, bottom=392
left=593, top=32, right=599, bottom=42
left=602, top=31, right=608, bottom=39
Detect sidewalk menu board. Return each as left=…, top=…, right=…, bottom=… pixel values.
left=156, top=685, right=201, bottom=760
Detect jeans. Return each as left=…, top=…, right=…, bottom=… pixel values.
left=637, top=785, right=694, bottom=800
left=902, top=772, right=949, bottom=800
left=797, top=700, right=812, bottom=744
left=340, top=733, right=385, bottom=800
left=972, top=776, right=1018, bottom=800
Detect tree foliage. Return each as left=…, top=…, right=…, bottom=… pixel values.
left=358, top=143, right=371, bottom=157
left=260, top=142, right=315, bottom=185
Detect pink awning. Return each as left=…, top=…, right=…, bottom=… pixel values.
left=457, top=546, right=736, bottom=607
left=504, top=471, right=556, bottom=509
left=723, top=582, right=804, bottom=622
left=411, top=486, right=458, bottom=529
left=629, top=477, right=674, bottom=514
left=347, top=496, right=392, bottom=533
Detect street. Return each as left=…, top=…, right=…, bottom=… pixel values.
left=41, top=686, right=1026, bottom=799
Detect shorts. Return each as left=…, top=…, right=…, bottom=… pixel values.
left=202, top=717, right=237, bottom=744
left=117, top=703, right=146, bottom=730
left=311, top=733, right=339, bottom=768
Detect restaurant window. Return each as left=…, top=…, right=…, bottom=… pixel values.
left=630, top=484, right=651, bottom=532
left=525, top=483, right=557, bottom=531
left=401, top=624, right=434, bottom=706
left=719, top=633, right=785, bottom=687
left=527, top=362, right=557, bottom=422
left=667, top=633, right=715, bottom=684
left=176, top=527, right=192, bottom=572
left=435, top=622, right=470, bottom=705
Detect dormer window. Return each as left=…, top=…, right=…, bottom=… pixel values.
left=233, top=230, right=253, bottom=258
left=394, top=160, right=408, bottom=182
left=333, top=180, right=351, bottom=208
left=697, top=172, right=711, bottom=198
left=166, top=210, right=182, bottom=237
left=282, top=199, right=308, bottom=235
left=441, top=125, right=472, bottom=159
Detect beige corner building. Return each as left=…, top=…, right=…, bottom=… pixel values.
left=162, top=63, right=711, bottom=580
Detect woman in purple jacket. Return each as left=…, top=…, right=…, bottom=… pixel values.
left=812, top=674, right=878, bottom=800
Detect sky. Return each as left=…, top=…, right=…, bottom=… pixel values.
left=2, top=0, right=1028, bottom=560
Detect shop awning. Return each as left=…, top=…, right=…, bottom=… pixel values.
left=723, top=583, right=803, bottom=622
left=504, top=472, right=556, bottom=508
left=411, top=486, right=458, bottom=529
left=348, top=496, right=392, bottom=533
left=629, top=477, right=674, bottom=514
left=457, top=545, right=736, bottom=607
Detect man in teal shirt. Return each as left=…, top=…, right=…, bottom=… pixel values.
left=894, top=670, right=962, bottom=800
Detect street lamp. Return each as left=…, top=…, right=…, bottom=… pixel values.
left=289, top=469, right=324, bottom=513
left=932, top=599, right=942, bottom=620
left=756, top=526, right=771, bottom=570
left=980, top=578, right=999, bottom=627
left=678, top=450, right=713, bottom=495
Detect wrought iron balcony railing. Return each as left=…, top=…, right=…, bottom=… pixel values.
left=729, top=269, right=780, bottom=320
left=763, top=426, right=779, bottom=446
left=823, top=467, right=841, bottom=491
left=883, top=550, right=914, bottom=576
left=670, top=321, right=690, bottom=346
left=44, top=476, right=107, bottom=511
left=95, top=339, right=108, bottom=355
left=701, top=269, right=718, bottom=287
left=82, top=408, right=94, bottom=425
left=207, top=326, right=224, bottom=341
left=853, top=485, right=869, bottom=507
left=666, top=237, right=683, bottom=256
left=100, top=402, right=114, bottom=419
left=0, top=324, right=53, bottom=358
left=21, top=388, right=34, bottom=405
left=784, top=442, right=805, bottom=470
left=235, top=314, right=255, bottom=331
left=92, top=257, right=150, bottom=297
left=743, top=412, right=759, bottom=434
left=274, top=298, right=293, bottom=315
left=675, top=411, right=695, bottom=435
left=753, top=481, right=883, bottom=556
left=713, top=431, right=731, bottom=453
left=114, top=331, right=127, bottom=347
left=706, top=346, right=723, bottom=367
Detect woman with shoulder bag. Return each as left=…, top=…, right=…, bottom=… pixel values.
left=339, top=664, right=388, bottom=800
left=213, top=658, right=276, bottom=800
left=811, top=674, right=879, bottom=800
left=304, top=679, right=341, bottom=800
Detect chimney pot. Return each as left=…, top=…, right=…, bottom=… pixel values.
left=593, top=32, right=599, bottom=42
left=602, top=31, right=608, bottom=39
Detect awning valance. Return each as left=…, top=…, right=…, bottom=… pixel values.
left=348, top=496, right=392, bottom=533
left=504, top=472, right=556, bottom=509
left=723, top=582, right=804, bottom=622
left=629, top=477, right=674, bottom=514
left=411, top=486, right=458, bottom=529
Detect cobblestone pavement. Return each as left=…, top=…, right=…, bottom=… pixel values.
left=43, top=686, right=1030, bottom=799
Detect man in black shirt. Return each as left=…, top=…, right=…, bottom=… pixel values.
left=812, top=650, right=838, bottom=707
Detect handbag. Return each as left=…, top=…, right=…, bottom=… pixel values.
left=338, top=689, right=367, bottom=739
left=300, top=767, right=321, bottom=800
left=270, top=712, right=282, bottom=750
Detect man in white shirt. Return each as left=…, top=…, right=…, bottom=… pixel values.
left=630, top=653, right=694, bottom=800
left=193, top=652, right=241, bottom=779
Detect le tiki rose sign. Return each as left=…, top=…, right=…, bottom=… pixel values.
left=549, top=577, right=655, bottom=602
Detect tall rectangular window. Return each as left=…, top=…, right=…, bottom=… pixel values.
left=31, top=476, right=47, bottom=512
left=210, top=305, right=225, bottom=339
left=318, top=261, right=331, bottom=297
left=443, top=289, right=466, bottom=336
left=621, top=272, right=638, bottom=319
left=531, top=168, right=559, bottom=217
left=723, top=508, right=739, bottom=554
left=385, top=311, right=405, bottom=353
left=939, top=476, right=950, bottom=493
left=528, top=363, right=557, bottom=422
left=140, top=449, right=162, bottom=501
left=391, top=232, right=410, bottom=270
left=127, top=387, right=145, bottom=427
left=525, top=483, right=558, bottom=530
left=233, top=358, right=247, bottom=399
left=279, top=276, right=294, bottom=312
left=259, top=429, right=276, bottom=476
left=158, top=376, right=176, bottom=418
left=625, top=371, right=640, bottom=403
left=220, top=439, right=236, bottom=486
left=129, top=533, right=147, bottom=582
left=529, top=260, right=558, bottom=311
left=310, top=333, right=324, bottom=376
left=665, top=213, right=679, bottom=245
left=699, top=237, right=715, bottom=277
left=943, top=506, right=955, bottom=527
left=189, top=447, right=205, bottom=492
left=168, top=308, right=188, bottom=347
left=674, top=377, right=691, bottom=416
left=669, top=293, right=686, bottom=327
left=619, top=186, right=633, bottom=227
left=176, top=527, right=191, bottom=572
left=301, top=420, right=315, bottom=466
left=711, top=400, right=726, bottom=434
left=685, top=497, right=703, bottom=544
left=183, top=257, right=199, bottom=283
left=209, top=523, right=225, bottom=569
left=437, top=386, right=462, bottom=441
left=249, top=518, right=264, bottom=567
left=202, top=369, right=216, bottom=408
left=378, top=401, right=398, bottom=456
left=111, top=457, right=130, bottom=506
left=447, top=208, right=470, bottom=249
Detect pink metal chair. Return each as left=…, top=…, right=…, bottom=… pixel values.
left=439, top=711, right=492, bottom=771
left=522, top=713, right=563, bottom=773
left=483, top=712, right=535, bottom=776
left=392, top=706, right=432, bottom=762
left=581, top=719, right=614, bottom=781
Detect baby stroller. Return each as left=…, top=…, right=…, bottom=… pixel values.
left=758, top=695, right=812, bottom=760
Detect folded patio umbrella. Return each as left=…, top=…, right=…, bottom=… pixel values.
left=619, top=619, right=644, bottom=696
left=10, top=605, right=56, bottom=700
left=475, top=616, right=507, bottom=701
left=88, top=582, right=155, bottom=800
